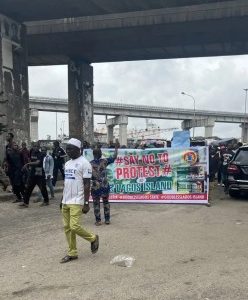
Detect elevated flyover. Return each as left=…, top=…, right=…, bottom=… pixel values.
left=26, top=0, right=248, bottom=64
left=29, top=96, right=248, bottom=141
left=1, top=0, right=248, bottom=64
left=29, top=96, right=246, bottom=124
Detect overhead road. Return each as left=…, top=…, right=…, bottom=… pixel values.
left=29, top=96, right=246, bottom=124
left=2, top=0, right=248, bottom=65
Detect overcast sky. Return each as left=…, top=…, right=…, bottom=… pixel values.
left=28, top=55, right=248, bottom=140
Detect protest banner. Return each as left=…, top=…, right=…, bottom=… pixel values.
left=84, top=147, right=209, bottom=204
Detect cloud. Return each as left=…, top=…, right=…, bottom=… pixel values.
left=28, top=55, right=248, bottom=140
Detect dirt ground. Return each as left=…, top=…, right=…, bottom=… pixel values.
left=1, top=186, right=248, bottom=300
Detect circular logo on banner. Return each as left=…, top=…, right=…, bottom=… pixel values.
left=183, top=150, right=198, bottom=165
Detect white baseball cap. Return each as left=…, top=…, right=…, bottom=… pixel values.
left=67, top=138, right=81, bottom=149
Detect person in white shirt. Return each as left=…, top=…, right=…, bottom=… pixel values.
left=36, top=147, right=55, bottom=202
left=42, top=146, right=55, bottom=198
left=60, top=138, right=99, bottom=263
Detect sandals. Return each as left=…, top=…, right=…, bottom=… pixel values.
left=91, top=235, right=99, bottom=254
left=60, top=255, right=78, bottom=263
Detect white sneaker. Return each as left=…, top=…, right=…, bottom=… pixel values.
left=222, top=184, right=225, bottom=187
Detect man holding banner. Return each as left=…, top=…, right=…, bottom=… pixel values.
left=90, top=145, right=118, bottom=226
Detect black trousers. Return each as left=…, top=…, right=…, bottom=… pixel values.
left=52, top=164, right=64, bottom=186
left=13, top=184, right=25, bottom=200
left=24, top=176, right=49, bottom=205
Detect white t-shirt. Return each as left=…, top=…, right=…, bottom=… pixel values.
left=62, top=156, right=92, bottom=205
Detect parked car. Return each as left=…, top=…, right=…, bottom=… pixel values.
left=227, top=146, right=248, bottom=197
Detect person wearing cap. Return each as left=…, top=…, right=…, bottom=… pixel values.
left=60, top=138, right=99, bottom=263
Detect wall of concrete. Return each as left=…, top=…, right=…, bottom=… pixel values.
left=68, top=60, right=94, bottom=143
left=0, top=14, right=29, bottom=162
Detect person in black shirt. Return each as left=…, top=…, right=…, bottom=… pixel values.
left=220, top=144, right=235, bottom=191
left=3, top=132, right=14, bottom=172
left=52, top=141, right=66, bottom=186
left=19, top=142, right=49, bottom=208
left=6, top=142, right=25, bottom=202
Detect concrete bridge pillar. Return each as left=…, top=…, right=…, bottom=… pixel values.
left=182, top=118, right=215, bottom=138
left=68, top=60, right=94, bottom=144
left=0, top=14, right=29, bottom=161
left=181, top=120, right=191, bottom=131
left=107, top=125, right=114, bottom=144
left=118, top=117, right=128, bottom=146
left=204, top=125, right=214, bottom=138
left=30, top=110, right=39, bottom=141
left=241, top=123, right=248, bottom=143
left=106, top=115, right=128, bottom=146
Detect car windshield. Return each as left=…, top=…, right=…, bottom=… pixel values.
left=235, top=149, right=248, bottom=165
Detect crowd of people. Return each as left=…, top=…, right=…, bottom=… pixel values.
left=0, top=133, right=119, bottom=224
left=1, top=133, right=67, bottom=207
left=0, top=133, right=245, bottom=262
left=1, top=134, right=121, bottom=262
left=208, top=141, right=243, bottom=201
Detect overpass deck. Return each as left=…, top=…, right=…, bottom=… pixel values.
left=29, top=96, right=245, bottom=124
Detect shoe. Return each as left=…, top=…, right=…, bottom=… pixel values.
left=19, top=203, right=28, bottom=208
left=105, top=220, right=110, bottom=225
left=12, top=199, right=22, bottom=203
left=40, top=202, right=49, bottom=207
left=222, top=184, right=225, bottom=187
left=91, top=235, right=99, bottom=254
left=60, top=255, right=78, bottom=263
left=51, top=195, right=55, bottom=199
left=95, top=221, right=102, bottom=226
left=217, top=183, right=220, bottom=186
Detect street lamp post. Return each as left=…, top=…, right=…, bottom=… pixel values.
left=243, top=88, right=248, bottom=142
left=181, top=92, right=196, bottom=138
left=55, top=112, right=58, bottom=140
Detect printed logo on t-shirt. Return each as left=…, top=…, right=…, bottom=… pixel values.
left=65, top=168, right=76, bottom=179
left=87, top=168, right=92, bottom=175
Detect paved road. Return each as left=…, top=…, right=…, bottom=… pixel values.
left=1, top=187, right=248, bottom=300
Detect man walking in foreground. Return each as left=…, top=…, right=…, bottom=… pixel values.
left=61, top=138, right=99, bottom=263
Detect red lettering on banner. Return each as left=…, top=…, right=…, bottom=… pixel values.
left=115, top=165, right=162, bottom=179
left=157, top=153, right=169, bottom=163
left=123, top=155, right=139, bottom=165
left=142, top=154, right=155, bottom=164
left=123, top=168, right=129, bottom=179
left=115, top=157, right=123, bottom=165
left=123, top=156, right=129, bottom=165
left=130, top=167, right=136, bottom=179
left=116, top=168, right=122, bottom=179
left=163, top=165, right=172, bottom=176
